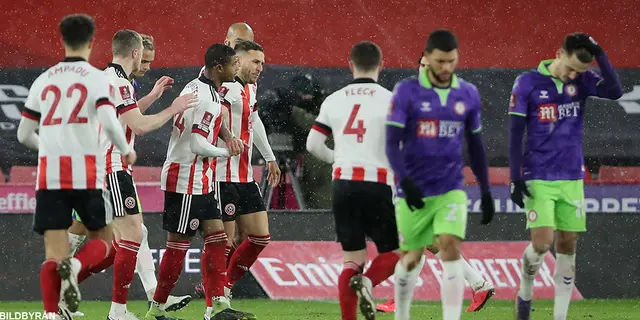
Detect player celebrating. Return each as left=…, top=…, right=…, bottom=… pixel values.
left=145, top=44, right=255, bottom=320
left=306, top=41, right=400, bottom=320
left=376, top=52, right=495, bottom=315
left=103, top=29, right=195, bottom=320
left=386, top=29, right=495, bottom=320
left=17, top=14, right=135, bottom=320
left=510, top=33, right=622, bottom=320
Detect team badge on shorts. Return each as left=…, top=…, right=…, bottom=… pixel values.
left=124, top=197, right=136, bottom=209
left=189, top=218, right=200, bottom=230
left=527, top=210, right=538, bottom=222
left=454, top=101, right=466, bottom=115
left=565, top=84, right=577, bottom=97
left=224, top=203, right=236, bottom=216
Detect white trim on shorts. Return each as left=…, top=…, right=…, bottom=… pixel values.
left=177, top=194, right=193, bottom=234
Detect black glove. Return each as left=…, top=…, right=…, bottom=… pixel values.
left=480, top=192, right=495, bottom=225
left=400, top=178, right=424, bottom=210
left=510, top=180, right=531, bottom=209
left=572, top=33, right=603, bottom=56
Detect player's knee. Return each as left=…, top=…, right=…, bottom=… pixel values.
left=532, top=242, right=552, bottom=254
left=121, top=223, right=143, bottom=243
left=555, top=233, right=578, bottom=254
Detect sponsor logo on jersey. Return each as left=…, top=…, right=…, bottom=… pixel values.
left=417, top=119, right=463, bottom=138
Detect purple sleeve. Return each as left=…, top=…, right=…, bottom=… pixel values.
left=584, top=53, right=623, bottom=100
left=509, top=115, right=526, bottom=181
left=507, top=75, right=530, bottom=118
left=386, top=126, right=408, bottom=180
left=385, top=83, right=410, bottom=180
left=465, top=85, right=489, bottom=193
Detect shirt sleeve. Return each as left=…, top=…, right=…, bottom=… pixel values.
left=582, top=70, right=604, bottom=97
left=22, top=76, right=42, bottom=121
left=466, top=84, right=483, bottom=134
left=113, top=79, right=138, bottom=115
left=386, top=82, right=410, bottom=128
left=311, top=96, right=332, bottom=136
left=191, top=100, right=217, bottom=139
left=507, top=74, right=531, bottom=118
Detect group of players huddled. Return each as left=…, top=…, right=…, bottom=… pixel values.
left=19, top=10, right=622, bottom=320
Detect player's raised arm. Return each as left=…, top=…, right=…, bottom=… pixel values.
left=136, top=76, right=174, bottom=113
left=464, top=85, right=494, bottom=224
left=508, top=75, right=532, bottom=208
left=119, top=89, right=197, bottom=136
left=306, top=97, right=334, bottom=163
left=17, top=77, right=42, bottom=150
left=574, top=34, right=623, bottom=100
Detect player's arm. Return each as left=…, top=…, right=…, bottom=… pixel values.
left=508, top=75, right=532, bottom=208
left=464, top=86, right=490, bottom=194
left=189, top=102, right=230, bottom=158
left=97, top=98, right=131, bottom=155
left=136, top=76, right=175, bottom=113
left=251, top=108, right=276, bottom=162
left=120, top=89, right=196, bottom=136
left=576, top=35, right=623, bottom=100
left=17, top=80, right=41, bottom=150
left=306, top=98, right=334, bottom=163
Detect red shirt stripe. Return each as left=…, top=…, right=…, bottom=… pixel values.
left=376, top=168, right=388, bottom=184
left=38, top=156, right=47, bottom=190
left=187, top=156, right=198, bottom=194
left=165, top=162, right=181, bottom=193
left=201, top=157, right=210, bottom=194
left=85, top=155, right=97, bottom=189
left=59, top=156, right=73, bottom=189
left=352, top=167, right=365, bottom=181
left=238, top=85, right=251, bottom=182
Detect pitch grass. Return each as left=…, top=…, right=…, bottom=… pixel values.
left=2, top=299, right=640, bottom=319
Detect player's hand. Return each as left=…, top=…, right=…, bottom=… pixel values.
left=510, top=180, right=531, bottom=209
left=225, top=138, right=244, bottom=156
left=170, top=93, right=198, bottom=114
left=123, top=150, right=137, bottom=166
left=400, top=178, right=424, bottom=210
left=266, top=161, right=282, bottom=187
left=573, top=33, right=603, bottom=56
left=480, top=192, right=495, bottom=225
left=150, top=76, right=174, bottom=100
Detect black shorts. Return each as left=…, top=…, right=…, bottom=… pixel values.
left=106, top=171, right=141, bottom=217
left=216, top=182, right=266, bottom=222
left=163, top=191, right=221, bottom=237
left=34, top=189, right=113, bottom=235
left=332, top=180, right=399, bottom=253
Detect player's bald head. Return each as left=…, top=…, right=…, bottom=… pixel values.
left=225, top=23, right=254, bottom=48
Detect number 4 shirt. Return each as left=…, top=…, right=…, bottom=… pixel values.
left=311, top=78, right=394, bottom=185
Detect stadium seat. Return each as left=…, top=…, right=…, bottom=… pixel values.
left=9, top=166, right=37, bottom=184
left=597, top=166, right=640, bottom=183
left=132, top=166, right=162, bottom=183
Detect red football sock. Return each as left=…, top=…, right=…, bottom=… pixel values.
left=363, top=251, right=400, bottom=286
left=40, top=259, right=61, bottom=314
left=339, top=261, right=361, bottom=320
left=78, top=240, right=117, bottom=283
left=225, top=235, right=269, bottom=288
left=202, top=247, right=212, bottom=307
left=225, top=243, right=235, bottom=268
left=112, top=240, right=140, bottom=304
left=204, top=231, right=227, bottom=299
left=75, top=238, right=109, bottom=271
left=153, top=240, right=190, bottom=304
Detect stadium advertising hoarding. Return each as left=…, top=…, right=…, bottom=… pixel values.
left=250, top=241, right=583, bottom=301
left=0, top=184, right=638, bottom=214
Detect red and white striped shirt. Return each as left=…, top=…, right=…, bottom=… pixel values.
left=213, top=77, right=259, bottom=182
left=161, top=75, right=223, bottom=195
left=101, top=63, right=138, bottom=174
left=312, top=78, right=395, bottom=186
left=22, top=58, right=115, bottom=190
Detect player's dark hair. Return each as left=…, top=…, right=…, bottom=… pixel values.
left=112, top=29, right=143, bottom=57
left=350, top=41, right=382, bottom=72
left=59, top=14, right=96, bottom=50
left=426, top=29, right=458, bottom=53
left=234, top=40, right=264, bottom=54
left=140, top=34, right=155, bottom=51
left=562, top=33, right=595, bottom=63
left=205, top=44, right=236, bottom=69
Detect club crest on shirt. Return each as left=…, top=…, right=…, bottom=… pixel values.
left=218, top=86, right=229, bottom=98
left=564, top=84, right=577, bottom=97
left=454, top=101, right=466, bottom=115
left=109, top=84, right=116, bottom=99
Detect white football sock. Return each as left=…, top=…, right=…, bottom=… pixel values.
left=437, top=252, right=485, bottom=290
left=68, top=233, right=86, bottom=256
left=109, top=302, right=126, bottom=317
left=394, top=255, right=425, bottom=320
left=441, top=259, right=464, bottom=320
left=518, top=243, right=544, bottom=301
left=553, top=253, right=575, bottom=320
left=136, top=223, right=158, bottom=300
